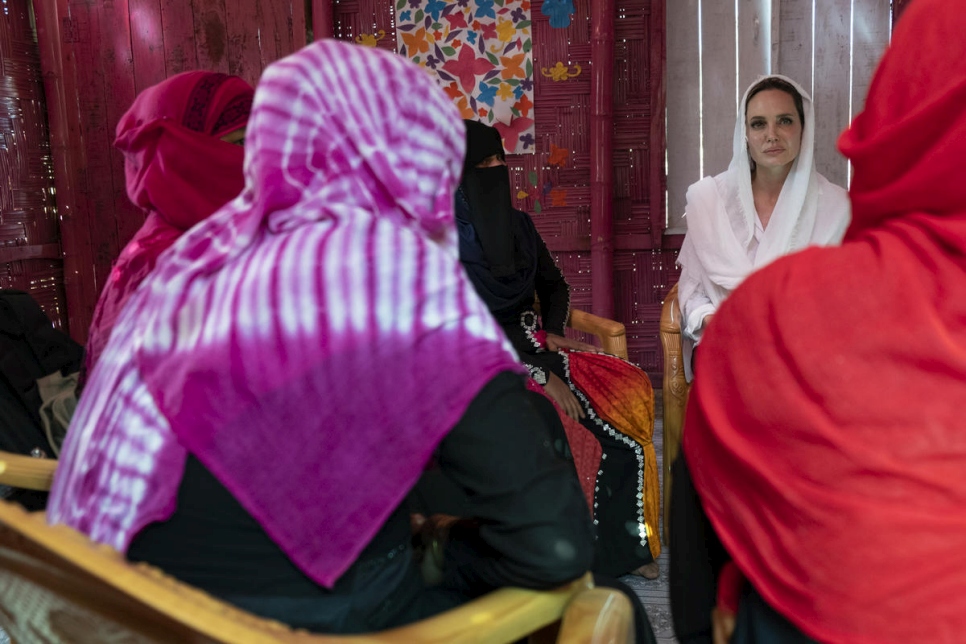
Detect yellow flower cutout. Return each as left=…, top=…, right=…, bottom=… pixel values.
left=354, top=30, right=386, bottom=47
left=517, top=190, right=530, bottom=200
left=540, top=62, right=582, bottom=82
left=496, top=18, right=516, bottom=43
left=497, top=83, right=515, bottom=101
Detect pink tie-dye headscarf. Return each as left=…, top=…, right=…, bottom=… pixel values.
left=49, top=40, right=522, bottom=588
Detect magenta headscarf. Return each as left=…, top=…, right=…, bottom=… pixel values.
left=49, top=40, right=522, bottom=588
left=83, top=71, right=253, bottom=378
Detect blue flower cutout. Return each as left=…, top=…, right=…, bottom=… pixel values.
left=541, top=0, right=574, bottom=29
left=399, top=10, right=411, bottom=21
left=477, top=81, right=497, bottom=107
left=475, top=0, right=496, bottom=20
left=425, top=0, right=446, bottom=21
left=465, top=31, right=478, bottom=44
left=513, top=85, right=524, bottom=99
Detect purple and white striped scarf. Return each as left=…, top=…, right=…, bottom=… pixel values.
left=49, top=40, right=522, bottom=588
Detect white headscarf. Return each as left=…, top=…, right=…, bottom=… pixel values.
left=676, top=74, right=851, bottom=377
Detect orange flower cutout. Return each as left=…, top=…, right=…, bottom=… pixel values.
left=456, top=96, right=475, bottom=120
left=549, top=144, right=570, bottom=168
left=549, top=188, right=568, bottom=207
left=500, top=53, right=527, bottom=80
left=401, top=28, right=430, bottom=56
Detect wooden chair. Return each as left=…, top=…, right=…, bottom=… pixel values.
left=659, top=283, right=691, bottom=544
left=533, top=301, right=629, bottom=361
left=556, top=587, right=635, bottom=644
left=567, top=309, right=628, bottom=361
left=0, top=450, right=57, bottom=491
left=0, top=500, right=633, bottom=643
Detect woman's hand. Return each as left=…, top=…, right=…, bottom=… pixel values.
left=544, top=372, right=585, bottom=421
left=413, top=513, right=458, bottom=586
left=545, top=333, right=601, bottom=354
left=712, top=607, right=736, bottom=644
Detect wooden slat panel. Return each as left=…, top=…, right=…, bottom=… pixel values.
left=737, top=0, right=769, bottom=97
left=33, top=0, right=98, bottom=338
left=851, top=0, right=891, bottom=119
left=83, top=0, right=123, bottom=287
left=130, top=0, right=167, bottom=93
left=101, top=0, right=142, bottom=252
left=665, top=0, right=699, bottom=232
left=161, top=0, right=200, bottom=75
left=700, top=0, right=737, bottom=178
left=812, top=0, right=851, bottom=187
left=192, top=0, right=231, bottom=74
left=225, top=0, right=264, bottom=86
left=777, top=0, right=813, bottom=93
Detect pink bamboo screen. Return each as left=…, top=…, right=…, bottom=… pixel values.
left=0, top=0, right=68, bottom=327
left=333, top=0, right=673, bottom=379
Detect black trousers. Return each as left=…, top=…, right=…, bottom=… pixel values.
left=669, top=455, right=729, bottom=644
left=669, top=455, right=815, bottom=644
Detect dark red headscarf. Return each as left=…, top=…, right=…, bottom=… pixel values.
left=83, top=72, right=253, bottom=379
left=684, top=0, right=966, bottom=641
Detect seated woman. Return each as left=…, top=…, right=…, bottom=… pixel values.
left=673, top=1, right=966, bottom=642
left=451, top=121, right=660, bottom=580
left=676, top=74, right=851, bottom=380
left=80, top=71, right=253, bottom=389
left=46, top=41, right=597, bottom=635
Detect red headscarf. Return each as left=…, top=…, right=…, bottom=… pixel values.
left=83, top=72, right=253, bottom=379
left=684, top=1, right=966, bottom=642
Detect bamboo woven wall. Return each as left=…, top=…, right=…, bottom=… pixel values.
left=333, top=0, right=672, bottom=379
left=0, top=0, right=68, bottom=328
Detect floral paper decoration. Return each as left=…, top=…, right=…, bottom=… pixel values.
left=541, top=0, right=574, bottom=29
left=395, top=0, right=536, bottom=154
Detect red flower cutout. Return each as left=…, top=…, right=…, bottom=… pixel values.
left=493, top=116, right=535, bottom=153
left=445, top=12, right=469, bottom=30
left=442, top=44, right=496, bottom=94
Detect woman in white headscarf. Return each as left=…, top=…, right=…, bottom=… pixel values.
left=676, top=75, right=850, bottom=380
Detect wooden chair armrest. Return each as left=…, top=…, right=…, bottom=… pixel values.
left=0, top=498, right=596, bottom=644
left=567, top=309, right=628, bottom=361
left=0, top=451, right=57, bottom=491
left=659, top=283, right=690, bottom=545
left=556, top=587, right=634, bottom=644
left=379, top=573, right=594, bottom=643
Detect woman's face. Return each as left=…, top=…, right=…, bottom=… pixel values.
left=219, top=126, right=247, bottom=146
left=745, top=89, right=802, bottom=171
left=475, top=154, right=506, bottom=168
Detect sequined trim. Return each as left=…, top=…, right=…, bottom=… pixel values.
left=527, top=364, right=548, bottom=384
left=520, top=308, right=544, bottom=350
left=561, top=352, right=648, bottom=550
